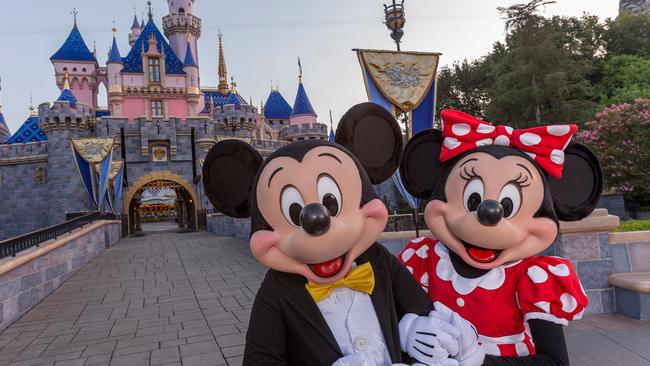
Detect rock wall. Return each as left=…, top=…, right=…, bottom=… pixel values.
left=620, top=0, right=650, bottom=14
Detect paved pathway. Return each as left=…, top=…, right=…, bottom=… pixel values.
left=0, top=231, right=647, bottom=366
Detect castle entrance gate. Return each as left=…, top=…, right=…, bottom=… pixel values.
left=124, top=172, right=199, bottom=236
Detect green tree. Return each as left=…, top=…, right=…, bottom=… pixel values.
left=436, top=57, right=494, bottom=119
left=596, top=54, right=650, bottom=105
left=605, top=11, right=650, bottom=57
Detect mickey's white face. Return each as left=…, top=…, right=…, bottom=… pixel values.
left=424, top=152, right=558, bottom=270
left=249, top=146, right=388, bottom=284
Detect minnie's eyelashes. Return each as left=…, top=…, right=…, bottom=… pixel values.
left=512, top=172, right=531, bottom=188
left=460, top=166, right=480, bottom=181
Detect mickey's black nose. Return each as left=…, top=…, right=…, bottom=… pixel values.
left=477, top=200, right=503, bottom=227
left=300, top=203, right=331, bottom=236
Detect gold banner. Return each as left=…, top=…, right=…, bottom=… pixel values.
left=71, top=138, right=114, bottom=163
left=215, top=135, right=253, bottom=145
left=94, top=160, right=123, bottom=182
left=358, top=49, right=440, bottom=112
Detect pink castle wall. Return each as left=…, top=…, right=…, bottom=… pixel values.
left=123, top=98, right=146, bottom=121
left=290, top=115, right=317, bottom=127
left=167, top=99, right=189, bottom=119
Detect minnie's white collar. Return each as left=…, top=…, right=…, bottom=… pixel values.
left=435, top=242, right=521, bottom=295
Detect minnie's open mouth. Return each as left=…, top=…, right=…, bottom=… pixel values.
left=308, top=254, right=346, bottom=278
left=461, top=240, right=503, bottom=263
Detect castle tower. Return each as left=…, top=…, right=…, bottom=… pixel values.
left=107, top=28, right=125, bottom=117
left=290, top=77, right=318, bottom=127
left=40, top=74, right=97, bottom=224
left=128, top=14, right=143, bottom=46
left=0, top=106, right=10, bottom=143
left=50, top=17, right=99, bottom=108
left=183, top=36, right=201, bottom=117
left=217, top=32, right=229, bottom=94
left=163, top=0, right=201, bottom=67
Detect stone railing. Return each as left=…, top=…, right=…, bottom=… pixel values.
left=0, top=220, right=121, bottom=331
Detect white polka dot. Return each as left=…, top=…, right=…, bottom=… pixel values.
left=420, top=272, right=429, bottom=287
left=547, top=125, right=571, bottom=136
left=457, top=298, right=465, bottom=307
left=481, top=343, right=501, bottom=356
left=550, top=149, right=565, bottom=165
left=421, top=285, right=428, bottom=292
left=560, top=293, right=578, bottom=313
left=548, top=263, right=570, bottom=277
left=477, top=124, right=496, bottom=134
left=476, top=138, right=493, bottom=147
left=452, top=123, right=471, bottom=136
left=406, top=266, right=414, bottom=274
left=534, top=301, right=551, bottom=313
left=527, top=265, right=548, bottom=284
left=563, top=137, right=573, bottom=150
left=401, top=248, right=416, bottom=262
left=505, top=126, right=514, bottom=135
left=416, top=245, right=429, bottom=259
left=520, top=133, right=542, bottom=146
left=444, top=137, right=461, bottom=150
left=574, top=309, right=585, bottom=320
left=411, top=237, right=426, bottom=243
left=525, top=152, right=536, bottom=160
left=515, top=342, right=530, bottom=356
left=494, top=135, right=510, bottom=146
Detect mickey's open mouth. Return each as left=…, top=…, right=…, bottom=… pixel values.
left=461, top=240, right=503, bottom=263
left=308, top=254, right=346, bottom=278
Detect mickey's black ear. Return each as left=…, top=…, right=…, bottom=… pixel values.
left=547, top=143, right=603, bottom=221
left=399, top=129, right=445, bottom=200
left=335, top=102, right=403, bottom=184
left=203, top=140, right=263, bottom=218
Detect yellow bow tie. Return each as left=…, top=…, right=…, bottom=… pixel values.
left=305, top=262, right=375, bottom=303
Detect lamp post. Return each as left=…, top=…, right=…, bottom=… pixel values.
left=383, top=0, right=406, bottom=51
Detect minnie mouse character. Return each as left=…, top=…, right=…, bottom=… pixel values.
left=398, top=110, right=603, bottom=365
left=203, top=103, right=484, bottom=366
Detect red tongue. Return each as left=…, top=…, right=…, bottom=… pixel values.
left=467, top=247, right=498, bottom=263
left=311, top=257, right=344, bottom=278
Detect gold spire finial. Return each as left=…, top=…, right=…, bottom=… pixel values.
left=230, top=76, right=238, bottom=93
left=112, top=20, right=117, bottom=35
left=217, top=30, right=229, bottom=94
left=63, top=72, right=70, bottom=90
left=29, top=93, right=36, bottom=116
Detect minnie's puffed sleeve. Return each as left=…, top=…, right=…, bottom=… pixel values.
left=397, top=237, right=437, bottom=292
left=516, top=257, right=588, bottom=326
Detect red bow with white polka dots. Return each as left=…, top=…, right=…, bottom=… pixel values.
left=440, top=110, right=578, bottom=178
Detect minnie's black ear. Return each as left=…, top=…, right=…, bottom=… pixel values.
left=399, top=129, right=445, bottom=200
left=335, top=102, right=403, bottom=184
left=547, top=143, right=603, bottom=221
left=203, top=140, right=263, bottom=218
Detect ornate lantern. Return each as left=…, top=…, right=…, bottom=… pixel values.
left=383, top=0, right=406, bottom=51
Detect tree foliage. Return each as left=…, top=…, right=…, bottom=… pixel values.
left=596, top=54, right=650, bottom=105
left=605, top=11, right=650, bottom=57
left=577, top=98, right=650, bottom=204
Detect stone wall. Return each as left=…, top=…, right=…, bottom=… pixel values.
left=206, top=213, right=251, bottom=242
left=0, top=220, right=121, bottom=331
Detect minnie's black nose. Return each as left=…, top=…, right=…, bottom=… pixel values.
left=300, top=203, right=331, bottom=236
left=477, top=199, right=503, bottom=226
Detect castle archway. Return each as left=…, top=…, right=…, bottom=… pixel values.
left=124, top=171, right=199, bottom=235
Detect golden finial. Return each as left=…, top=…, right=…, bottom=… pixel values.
left=230, top=76, right=238, bottom=93
left=29, top=93, right=36, bottom=116
left=63, top=72, right=70, bottom=90
left=112, top=20, right=117, bottom=35
left=217, top=29, right=229, bottom=94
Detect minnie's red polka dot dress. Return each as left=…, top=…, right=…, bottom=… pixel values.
left=399, top=237, right=588, bottom=357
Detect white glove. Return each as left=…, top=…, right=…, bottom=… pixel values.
left=332, top=352, right=379, bottom=366
left=431, top=302, right=485, bottom=366
left=399, top=312, right=461, bottom=366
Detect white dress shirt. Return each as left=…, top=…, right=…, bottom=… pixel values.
left=317, top=287, right=392, bottom=365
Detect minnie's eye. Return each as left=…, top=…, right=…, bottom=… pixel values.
left=498, top=183, right=522, bottom=219
left=281, top=186, right=304, bottom=226
left=463, top=179, right=484, bottom=212
left=317, top=175, right=342, bottom=216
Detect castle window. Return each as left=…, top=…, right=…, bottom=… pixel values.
left=179, top=8, right=185, bottom=14
left=151, top=100, right=163, bottom=117
left=73, top=67, right=77, bottom=72
left=82, top=68, right=87, bottom=72
left=148, top=58, right=161, bottom=83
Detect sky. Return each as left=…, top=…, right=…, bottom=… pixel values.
left=0, top=0, right=620, bottom=132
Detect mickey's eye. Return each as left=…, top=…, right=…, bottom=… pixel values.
left=463, top=178, right=484, bottom=212
left=498, top=183, right=522, bottom=219
left=280, top=186, right=304, bottom=227
left=317, top=175, right=342, bottom=216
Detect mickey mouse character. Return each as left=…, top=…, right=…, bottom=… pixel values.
left=398, top=110, right=603, bottom=365
left=202, top=103, right=484, bottom=366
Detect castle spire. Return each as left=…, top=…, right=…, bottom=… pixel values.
left=147, top=0, right=153, bottom=19
left=63, top=72, right=70, bottom=90
left=217, top=31, right=229, bottom=94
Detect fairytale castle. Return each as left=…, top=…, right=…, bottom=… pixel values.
left=0, top=0, right=332, bottom=240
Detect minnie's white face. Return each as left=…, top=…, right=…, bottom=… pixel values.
left=424, top=152, right=559, bottom=270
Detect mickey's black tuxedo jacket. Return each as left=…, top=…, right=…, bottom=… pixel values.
left=243, top=243, right=434, bottom=366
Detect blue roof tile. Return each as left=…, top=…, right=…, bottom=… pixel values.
left=122, top=18, right=185, bottom=75
left=108, top=36, right=122, bottom=63
left=291, top=82, right=316, bottom=117
left=183, top=40, right=197, bottom=67
left=201, top=90, right=246, bottom=113
left=131, top=15, right=141, bottom=29
left=57, top=88, right=78, bottom=108
left=264, top=90, right=292, bottom=119
left=6, top=116, right=46, bottom=144
left=50, top=25, right=97, bottom=62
